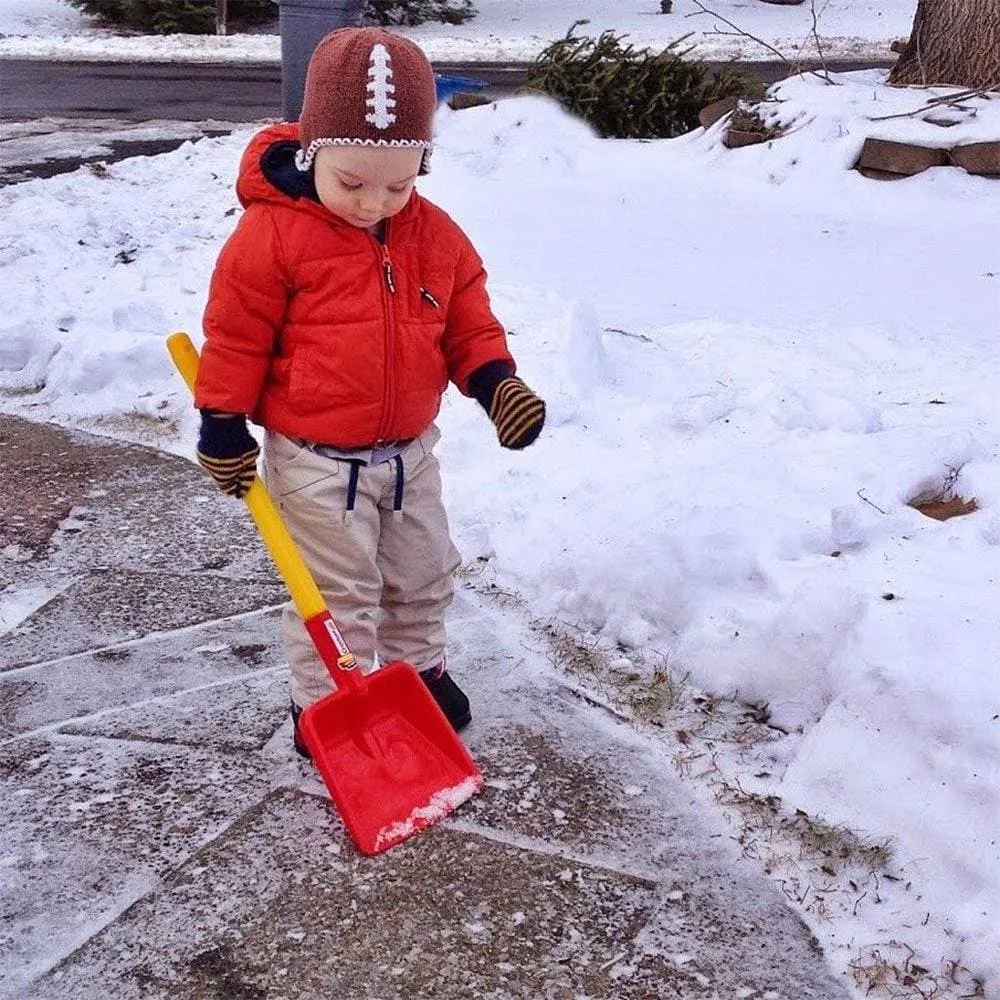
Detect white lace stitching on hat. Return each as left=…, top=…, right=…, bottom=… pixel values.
left=365, top=43, right=397, bottom=130
left=295, top=137, right=430, bottom=173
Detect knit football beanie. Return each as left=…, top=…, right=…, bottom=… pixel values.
left=296, top=27, right=437, bottom=175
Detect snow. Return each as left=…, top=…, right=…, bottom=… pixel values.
left=0, top=0, right=916, bottom=63
left=0, top=581, right=70, bottom=635
left=2, top=2, right=999, bottom=991
left=0, top=0, right=87, bottom=36
left=0, top=119, right=243, bottom=178
left=373, top=775, right=484, bottom=852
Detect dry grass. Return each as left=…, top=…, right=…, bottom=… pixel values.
left=88, top=409, right=179, bottom=439
left=850, top=945, right=986, bottom=998
left=535, top=621, right=690, bottom=722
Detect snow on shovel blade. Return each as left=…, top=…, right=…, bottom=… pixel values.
left=299, top=661, right=484, bottom=856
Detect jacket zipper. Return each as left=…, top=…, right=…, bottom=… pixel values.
left=419, top=287, right=440, bottom=308
left=381, top=244, right=396, bottom=294
left=374, top=225, right=396, bottom=441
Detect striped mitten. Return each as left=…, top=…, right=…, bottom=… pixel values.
left=488, top=377, right=546, bottom=450
left=197, top=411, right=260, bottom=498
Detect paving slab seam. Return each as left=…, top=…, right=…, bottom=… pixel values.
left=0, top=601, right=286, bottom=674
left=446, top=819, right=664, bottom=885
left=0, top=663, right=285, bottom=747
left=41, top=727, right=283, bottom=756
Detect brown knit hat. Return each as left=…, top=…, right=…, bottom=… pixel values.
left=296, top=27, right=436, bottom=174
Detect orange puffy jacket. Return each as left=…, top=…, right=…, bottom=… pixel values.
left=194, top=123, right=514, bottom=447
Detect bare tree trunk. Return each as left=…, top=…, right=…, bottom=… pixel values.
left=888, top=0, right=1000, bottom=90
left=216, top=0, right=228, bottom=36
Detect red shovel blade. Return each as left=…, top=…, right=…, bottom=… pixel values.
left=299, top=662, right=483, bottom=855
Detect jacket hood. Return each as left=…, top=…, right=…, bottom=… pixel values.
left=235, top=123, right=319, bottom=210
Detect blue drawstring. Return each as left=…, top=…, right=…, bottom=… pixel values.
left=392, top=454, right=404, bottom=519
left=344, top=459, right=363, bottom=515
left=341, top=455, right=404, bottom=522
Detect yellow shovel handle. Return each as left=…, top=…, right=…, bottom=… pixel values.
left=166, top=331, right=326, bottom=622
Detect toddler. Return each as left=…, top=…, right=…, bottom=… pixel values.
left=193, top=27, right=545, bottom=756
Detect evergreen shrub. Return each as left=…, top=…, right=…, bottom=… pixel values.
left=524, top=21, right=766, bottom=139
left=68, top=0, right=274, bottom=34
left=363, top=0, right=475, bottom=26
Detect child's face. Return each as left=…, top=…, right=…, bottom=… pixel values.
left=313, top=145, right=424, bottom=231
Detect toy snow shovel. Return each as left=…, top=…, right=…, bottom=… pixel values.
left=167, top=332, right=484, bottom=855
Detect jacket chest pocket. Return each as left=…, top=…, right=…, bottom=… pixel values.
left=407, top=264, right=454, bottom=325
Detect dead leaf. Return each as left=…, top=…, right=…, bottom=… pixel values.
left=910, top=496, right=979, bottom=521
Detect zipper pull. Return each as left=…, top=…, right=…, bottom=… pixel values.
left=419, top=287, right=440, bottom=309
left=381, top=246, right=396, bottom=294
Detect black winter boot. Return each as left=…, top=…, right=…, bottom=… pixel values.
left=290, top=701, right=311, bottom=760
left=420, top=666, right=472, bottom=732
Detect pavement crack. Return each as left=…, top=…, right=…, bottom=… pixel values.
left=446, top=818, right=660, bottom=885
left=0, top=602, right=285, bottom=677
left=0, top=664, right=284, bottom=747
left=51, top=729, right=275, bottom=755
left=15, top=873, right=166, bottom=993
left=15, top=786, right=275, bottom=993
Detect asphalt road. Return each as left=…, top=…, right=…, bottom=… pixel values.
left=0, top=56, right=894, bottom=185
left=0, top=57, right=894, bottom=122
left=1, top=60, right=286, bottom=122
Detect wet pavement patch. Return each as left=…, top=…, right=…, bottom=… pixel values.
left=57, top=668, right=288, bottom=752
left=1, top=607, right=284, bottom=741
left=0, top=569, right=285, bottom=668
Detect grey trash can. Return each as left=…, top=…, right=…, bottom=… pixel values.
left=278, top=0, right=366, bottom=122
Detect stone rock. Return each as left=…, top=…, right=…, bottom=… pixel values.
left=723, top=128, right=768, bottom=149
left=855, top=137, right=949, bottom=178
left=949, top=140, right=1000, bottom=176
left=699, top=95, right=738, bottom=130
left=448, top=91, right=494, bottom=111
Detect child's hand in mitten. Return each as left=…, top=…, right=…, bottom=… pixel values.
left=197, top=411, right=260, bottom=498
left=489, top=377, right=545, bottom=450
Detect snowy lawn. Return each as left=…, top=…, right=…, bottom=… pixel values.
left=0, top=0, right=915, bottom=62
left=1, top=70, right=998, bottom=995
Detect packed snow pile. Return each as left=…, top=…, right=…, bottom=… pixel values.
left=2, top=70, right=998, bottom=992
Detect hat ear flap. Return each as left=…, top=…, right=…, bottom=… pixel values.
left=418, top=146, right=433, bottom=176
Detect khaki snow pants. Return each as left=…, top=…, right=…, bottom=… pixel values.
left=262, top=426, right=461, bottom=708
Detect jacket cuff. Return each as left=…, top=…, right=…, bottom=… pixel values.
left=197, top=410, right=253, bottom=455
left=467, top=359, right=516, bottom=412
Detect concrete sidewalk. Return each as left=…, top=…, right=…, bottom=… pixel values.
left=0, top=414, right=851, bottom=999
